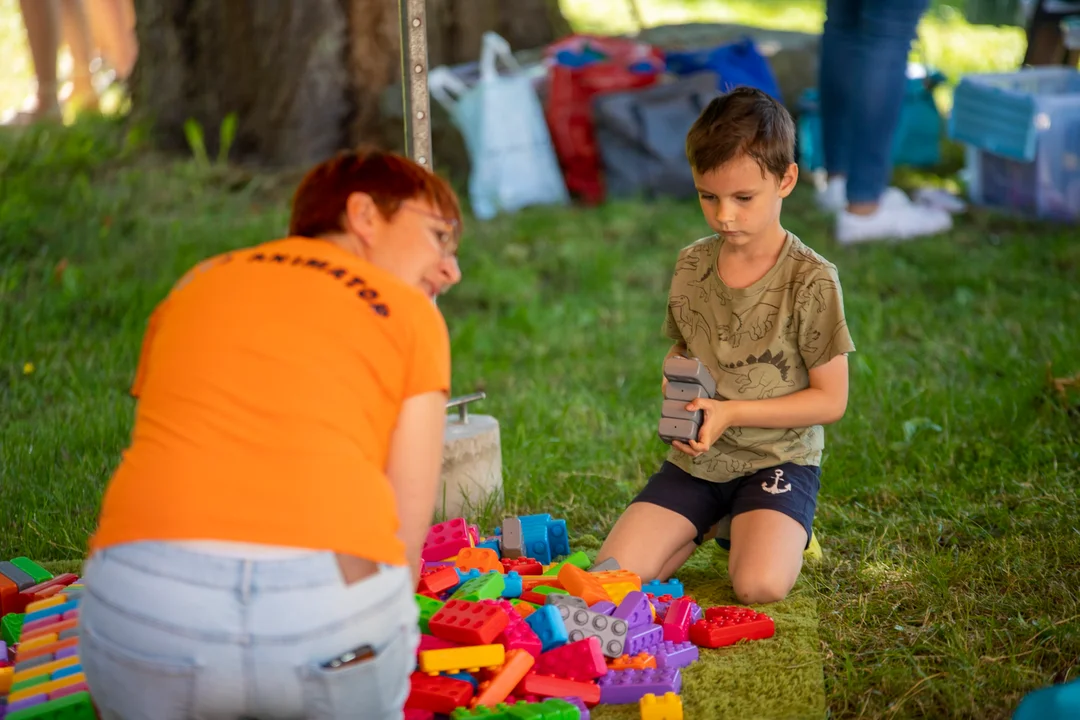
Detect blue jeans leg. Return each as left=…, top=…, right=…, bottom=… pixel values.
left=819, top=0, right=929, bottom=204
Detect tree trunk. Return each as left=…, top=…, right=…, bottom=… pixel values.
left=130, top=0, right=570, bottom=169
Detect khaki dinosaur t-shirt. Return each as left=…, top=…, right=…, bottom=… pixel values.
left=662, top=231, right=855, bottom=483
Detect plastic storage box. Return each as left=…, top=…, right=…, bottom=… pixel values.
left=949, top=67, right=1080, bottom=221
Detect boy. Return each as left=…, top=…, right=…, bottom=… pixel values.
left=596, top=87, right=855, bottom=605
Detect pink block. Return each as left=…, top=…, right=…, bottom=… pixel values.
left=20, top=615, right=61, bottom=634
left=50, top=682, right=90, bottom=699
left=662, top=597, right=694, bottom=643
left=421, top=518, right=471, bottom=562
left=62, top=609, right=80, bottom=621
left=416, top=634, right=459, bottom=654
left=404, top=709, right=435, bottom=720
left=534, top=636, right=607, bottom=681
left=468, top=524, right=480, bottom=545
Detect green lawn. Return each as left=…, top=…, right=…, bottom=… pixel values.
left=2, top=1, right=1079, bottom=718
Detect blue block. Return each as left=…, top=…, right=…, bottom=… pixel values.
left=1014, top=678, right=1080, bottom=720
left=546, top=519, right=570, bottom=559
left=24, top=600, right=78, bottom=624
left=525, top=604, right=568, bottom=652
left=476, top=538, right=502, bottom=557
left=501, top=571, right=523, bottom=599
left=642, top=578, right=684, bottom=599
left=450, top=568, right=481, bottom=594
left=52, top=664, right=82, bottom=680
left=445, top=671, right=479, bottom=691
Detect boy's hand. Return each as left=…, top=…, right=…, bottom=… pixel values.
left=672, top=398, right=735, bottom=457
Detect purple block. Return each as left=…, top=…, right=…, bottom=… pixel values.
left=5, top=695, right=47, bottom=713
left=56, top=645, right=80, bottom=660
left=613, top=590, right=653, bottom=628
left=690, top=602, right=703, bottom=623
left=423, top=561, right=455, bottom=571
left=597, top=667, right=681, bottom=704
left=561, top=696, right=591, bottom=719
left=649, top=595, right=672, bottom=618
left=589, top=600, right=616, bottom=615
left=653, top=640, right=699, bottom=669
left=0, top=640, right=7, bottom=660
left=624, top=623, right=662, bottom=656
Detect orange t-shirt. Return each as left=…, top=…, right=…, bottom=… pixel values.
left=89, top=237, right=451, bottom=565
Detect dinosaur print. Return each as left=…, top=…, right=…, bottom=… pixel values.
left=715, top=349, right=796, bottom=399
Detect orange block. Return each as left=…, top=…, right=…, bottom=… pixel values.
left=609, top=652, right=657, bottom=671
left=454, top=548, right=503, bottom=574
left=15, top=636, right=80, bottom=663
left=9, top=672, right=86, bottom=702
left=12, top=655, right=81, bottom=684
left=511, top=602, right=537, bottom=619
left=20, top=618, right=79, bottom=643
left=592, top=570, right=642, bottom=589
left=0, top=666, right=12, bottom=694
left=472, top=648, right=535, bottom=707
left=558, top=565, right=610, bottom=606
left=520, top=576, right=563, bottom=592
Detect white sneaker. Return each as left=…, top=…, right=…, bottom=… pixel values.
left=837, top=199, right=953, bottom=244
left=816, top=177, right=911, bottom=214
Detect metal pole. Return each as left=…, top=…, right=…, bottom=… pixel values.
left=446, top=392, right=487, bottom=423
left=399, top=0, right=433, bottom=168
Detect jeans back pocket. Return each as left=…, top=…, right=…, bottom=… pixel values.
left=298, top=627, right=412, bottom=720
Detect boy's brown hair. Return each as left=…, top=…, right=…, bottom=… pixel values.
left=685, top=86, right=796, bottom=182
left=289, top=146, right=463, bottom=239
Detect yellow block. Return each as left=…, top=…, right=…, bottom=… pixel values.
left=602, top=581, right=639, bottom=605
left=12, top=654, right=81, bottom=684
left=24, top=595, right=66, bottom=614
left=9, top=672, right=87, bottom=702
left=15, top=633, right=59, bottom=652
left=418, top=644, right=504, bottom=675
left=640, top=692, right=684, bottom=720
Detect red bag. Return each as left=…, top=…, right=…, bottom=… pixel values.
left=544, top=35, right=665, bottom=204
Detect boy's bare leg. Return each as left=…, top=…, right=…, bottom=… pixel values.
left=19, top=0, right=62, bottom=121
left=654, top=520, right=721, bottom=580
left=59, top=0, right=98, bottom=111
left=728, top=509, right=807, bottom=605
left=596, top=503, right=697, bottom=584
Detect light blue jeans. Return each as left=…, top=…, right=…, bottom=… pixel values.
left=819, top=0, right=930, bottom=204
left=77, top=542, right=418, bottom=720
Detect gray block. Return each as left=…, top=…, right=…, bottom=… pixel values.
left=664, top=381, right=710, bottom=402
left=663, top=356, right=716, bottom=398
left=557, top=604, right=628, bottom=658
left=546, top=593, right=589, bottom=610
left=661, top=399, right=704, bottom=424
left=589, top=557, right=621, bottom=573
left=15, top=654, right=54, bottom=672
left=0, top=561, right=35, bottom=591
left=501, top=517, right=525, bottom=559
left=658, top=417, right=699, bottom=445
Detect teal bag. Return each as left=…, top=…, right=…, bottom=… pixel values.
left=796, top=66, right=947, bottom=172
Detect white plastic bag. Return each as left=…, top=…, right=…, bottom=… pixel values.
left=429, top=32, right=569, bottom=220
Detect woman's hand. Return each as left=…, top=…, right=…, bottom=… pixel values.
left=672, top=398, right=736, bottom=457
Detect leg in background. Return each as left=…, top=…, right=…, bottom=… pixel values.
left=18, top=0, right=62, bottom=121
left=819, top=0, right=861, bottom=183
left=58, top=0, right=99, bottom=111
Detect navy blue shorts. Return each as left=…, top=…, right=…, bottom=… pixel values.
left=631, top=461, right=820, bottom=548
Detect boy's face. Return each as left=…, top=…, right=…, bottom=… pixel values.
left=692, top=154, right=797, bottom=248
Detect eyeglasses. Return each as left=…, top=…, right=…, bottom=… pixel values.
left=402, top=203, right=460, bottom=257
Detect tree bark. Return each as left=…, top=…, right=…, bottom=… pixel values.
left=130, top=0, right=570, bottom=169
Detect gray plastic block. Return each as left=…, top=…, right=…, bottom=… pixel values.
left=546, top=593, right=589, bottom=610
left=557, top=604, right=628, bottom=658
left=501, top=517, right=525, bottom=559
left=658, top=417, right=699, bottom=444
left=589, top=557, right=621, bottom=573
left=0, top=561, right=35, bottom=591
left=661, top=399, right=703, bottom=424
left=663, top=356, right=716, bottom=397
left=664, top=381, right=710, bottom=402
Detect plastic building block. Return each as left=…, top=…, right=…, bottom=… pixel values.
left=502, top=558, right=543, bottom=576
left=651, top=641, right=698, bottom=670
left=418, top=634, right=460, bottom=655
left=546, top=594, right=588, bottom=611
left=564, top=551, right=591, bottom=571
left=612, top=591, right=653, bottom=628
left=596, top=667, right=681, bottom=705
left=525, top=605, right=569, bottom=653
left=609, top=651, right=656, bottom=671
left=456, top=548, right=505, bottom=575
left=429, top=600, right=511, bottom=646
left=424, top=519, right=474, bottom=562
left=4, top=691, right=97, bottom=720
left=663, top=355, right=716, bottom=396
left=689, top=603, right=702, bottom=624
left=477, top=538, right=503, bottom=556
left=589, top=601, right=616, bottom=616
left=502, top=571, right=523, bottom=599
left=416, top=594, right=445, bottom=634
left=453, top=572, right=506, bottom=602
left=556, top=605, right=628, bottom=658
left=447, top=670, right=480, bottom=691
left=419, top=566, right=461, bottom=595
left=529, top=698, right=581, bottom=720
left=520, top=576, right=564, bottom=592
left=405, top=709, right=436, bottom=720
left=661, top=598, right=694, bottom=644
left=8, top=672, right=86, bottom=702
left=592, top=570, right=642, bottom=590
left=601, top=582, right=639, bottom=606
left=641, top=579, right=683, bottom=599
left=624, top=624, right=663, bottom=657
left=534, top=636, right=607, bottom=681
left=542, top=561, right=568, bottom=577
left=473, top=648, right=535, bottom=707
left=9, top=558, right=52, bottom=585
left=0, top=563, right=36, bottom=591
left=663, top=381, right=710, bottom=403
left=560, top=696, right=590, bottom=719
left=501, top=518, right=526, bottom=559
left=483, top=600, right=543, bottom=659
left=1, top=664, right=12, bottom=694
left=451, top=704, right=513, bottom=719
left=418, top=644, right=505, bottom=675
left=2, top=613, right=25, bottom=646
left=469, top=525, right=481, bottom=546
left=517, top=674, right=601, bottom=706
left=657, top=417, right=699, bottom=445
left=0, top=573, right=18, bottom=616
left=557, top=566, right=610, bottom=606
left=640, top=691, right=683, bottom=720
left=407, top=672, right=476, bottom=714
left=510, top=600, right=537, bottom=619
left=589, top=558, right=620, bottom=574
left=690, top=607, right=775, bottom=648
left=546, top=519, right=571, bottom=559
left=660, top=398, right=703, bottom=425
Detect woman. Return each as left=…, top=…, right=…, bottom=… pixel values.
left=78, top=149, right=463, bottom=719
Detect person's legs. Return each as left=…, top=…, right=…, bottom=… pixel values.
left=18, top=0, right=62, bottom=121
left=727, top=464, right=820, bottom=605
left=83, top=0, right=138, bottom=80
left=818, top=0, right=861, bottom=185
left=58, top=0, right=98, bottom=111
left=596, top=462, right=724, bottom=583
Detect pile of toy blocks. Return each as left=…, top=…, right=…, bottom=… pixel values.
left=407, top=514, right=777, bottom=719
left=0, top=558, right=93, bottom=719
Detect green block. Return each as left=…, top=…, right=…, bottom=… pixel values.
left=451, top=704, right=512, bottom=719
left=536, top=698, right=581, bottom=720
left=10, top=557, right=53, bottom=584
left=542, top=561, right=567, bottom=577
left=451, top=571, right=505, bottom=601
left=564, top=551, right=591, bottom=571
left=415, top=594, right=444, bottom=634
left=10, top=673, right=49, bottom=693
left=5, top=691, right=98, bottom=720
left=1, top=612, right=24, bottom=645
left=506, top=701, right=547, bottom=719
left=532, top=585, right=565, bottom=597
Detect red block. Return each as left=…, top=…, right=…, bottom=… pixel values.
left=517, top=673, right=601, bottom=706
left=429, top=599, right=510, bottom=646
left=501, top=557, right=544, bottom=576
left=405, top=672, right=474, bottom=714
left=404, top=710, right=435, bottom=720
left=418, top=566, right=460, bottom=595
left=690, top=606, right=775, bottom=648
left=534, top=636, right=607, bottom=681
left=11, top=573, right=79, bottom=614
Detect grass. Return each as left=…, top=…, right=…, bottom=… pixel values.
left=3, top=1, right=1079, bottom=718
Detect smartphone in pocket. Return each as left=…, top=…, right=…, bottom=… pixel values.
left=320, top=644, right=376, bottom=670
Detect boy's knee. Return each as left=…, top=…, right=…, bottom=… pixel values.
left=730, top=569, right=795, bottom=605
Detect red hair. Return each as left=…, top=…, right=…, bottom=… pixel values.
left=288, top=147, right=463, bottom=238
